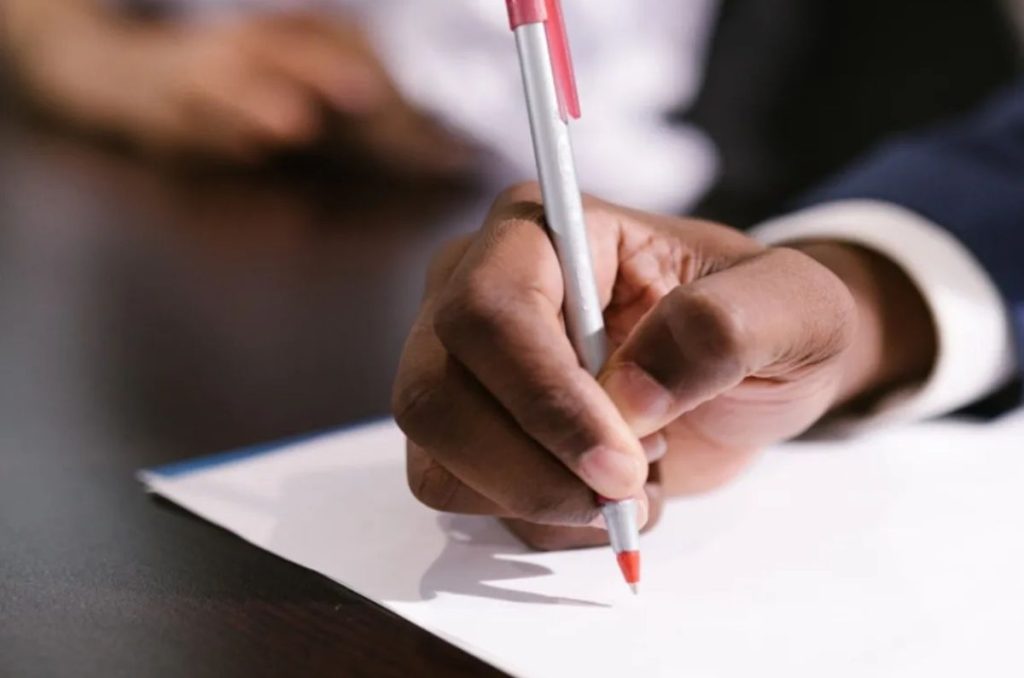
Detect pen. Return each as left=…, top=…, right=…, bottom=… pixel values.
left=505, top=0, right=642, bottom=594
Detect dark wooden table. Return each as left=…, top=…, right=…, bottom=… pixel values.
left=0, top=104, right=506, bottom=677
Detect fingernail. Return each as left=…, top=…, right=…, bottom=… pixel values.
left=641, top=432, right=668, bottom=463
left=601, top=365, right=673, bottom=435
left=588, top=513, right=608, bottom=530
left=578, top=445, right=646, bottom=499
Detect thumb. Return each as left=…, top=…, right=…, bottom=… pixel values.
left=599, top=247, right=856, bottom=439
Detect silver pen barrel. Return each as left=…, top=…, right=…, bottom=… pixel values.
left=514, top=21, right=641, bottom=593
left=514, top=22, right=607, bottom=376
left=602, top=500, right=641, bottom=555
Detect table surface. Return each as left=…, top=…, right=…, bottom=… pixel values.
left=0, top=104, right=507, bottom=677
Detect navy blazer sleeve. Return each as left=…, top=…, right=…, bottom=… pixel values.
left=800, top=78, right=1024, bottom=412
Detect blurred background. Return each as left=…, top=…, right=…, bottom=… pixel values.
left=1, top=0, right=1018, bottom=448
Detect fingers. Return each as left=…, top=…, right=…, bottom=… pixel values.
left=431, top=185, right=648, bottom=501
left=396, top=188, right=862, bottom=544
left=152, top=13, right=473, bottom=168
left=186, top=70, right=320, bottom=152
left=396, top=347, right=608, bottom=527
left=248, top=14, right=476, bottom=174
left=601, top=246, right=857, bottom=439
left=400, top=190, right=845, bottom=539
left=502, top=519, right=610, bottom=551
left=395, top=235, right=646, bottom=528
left=244, top=15, right=388, bottom=116
left=406, top=443, right=506, bottom=516
left=155, top=21, right=326, bottom=158
left=503, top=469, right=665, bottom=551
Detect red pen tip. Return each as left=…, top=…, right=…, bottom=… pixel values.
left=616, top=550, right=641, bottom=586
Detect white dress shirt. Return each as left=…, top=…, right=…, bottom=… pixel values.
left=755, top=202, right=1018, bottom=424
left=154, top=0, right=1018, bottom=418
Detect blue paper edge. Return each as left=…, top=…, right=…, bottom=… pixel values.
left=142, top=417, right=391, bottom=479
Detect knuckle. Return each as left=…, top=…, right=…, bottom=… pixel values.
left=775, top=246, right=859, bottom=355
left=666, top=286, right=748, bottom=371
left=511, top=381, right=596, bottom=458
left=514, top=525, right=581, bottom=552
left=508, top=489, right=592, bottom=526
left=816, top=281, right=858, bottom=358
left=515, top=530, right=565, bottom=552
left=496, top=181, right=543, bottom=207
left=433, top=274, right=506, bottom=352
left=764, top=244, right=810, bottom=271
left=833, top=292, right=858, bottom=348
left=506, top=491, right=562, bottom=524
left=406, top=453, right=460, bottom=512
left=491, top=184, right=546, bottom=226
left=392, top=374, right=452, bottom=449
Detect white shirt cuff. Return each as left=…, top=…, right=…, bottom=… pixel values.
left=752, top=200, right=1018, bottom=426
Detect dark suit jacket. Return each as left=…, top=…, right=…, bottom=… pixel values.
left=803, top=79, right=1024, bottom=411
left=688, top=0, right=1023, bottom=411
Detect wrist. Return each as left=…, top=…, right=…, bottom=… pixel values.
left=792, top=241, right=937, bottom=411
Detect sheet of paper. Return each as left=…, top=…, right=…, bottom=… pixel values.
left=141, top=413, right=1024, bottom=678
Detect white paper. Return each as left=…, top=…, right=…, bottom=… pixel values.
left=141, top=413, right=1024, bottom=678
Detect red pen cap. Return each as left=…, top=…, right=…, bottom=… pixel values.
left=506, top=0, right=581, bottom=121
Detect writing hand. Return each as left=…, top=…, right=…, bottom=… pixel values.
left=393, top=184, right=934, bottom=549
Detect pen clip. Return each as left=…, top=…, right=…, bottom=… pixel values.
left=543, top=0, right=581, bottom=121
left=506, top=0, right=582, bottom=121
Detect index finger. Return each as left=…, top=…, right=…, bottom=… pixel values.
left=432, top=184, right=648, bottom=501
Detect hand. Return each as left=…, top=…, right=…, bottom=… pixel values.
left=13, top=9, right=473, bottom=169
left=392, top=184, right=935, bottom=550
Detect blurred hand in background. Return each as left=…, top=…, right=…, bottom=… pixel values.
left=0, top=0, right=474, bottom=171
